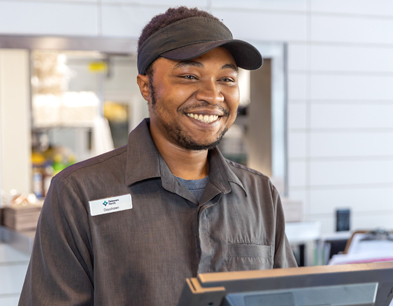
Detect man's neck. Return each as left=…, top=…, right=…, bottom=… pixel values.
left=151, top=131, right=209, bottom=180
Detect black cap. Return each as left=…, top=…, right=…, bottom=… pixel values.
left=137, top=16, right=263, bottom=75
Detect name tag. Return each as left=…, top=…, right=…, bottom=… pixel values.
left=89, top=194, right=132, bottom=216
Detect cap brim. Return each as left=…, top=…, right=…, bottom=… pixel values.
left=160, top=39, right=263, bottom=70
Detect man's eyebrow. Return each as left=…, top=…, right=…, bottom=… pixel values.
left=173, top=61, right=238, bottom=72
left=173, top=60, right=203, bottom=69
left=222, top=63, right=238, bottom=72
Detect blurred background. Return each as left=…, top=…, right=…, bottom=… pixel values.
left=1, top=0, right=393, bottom=305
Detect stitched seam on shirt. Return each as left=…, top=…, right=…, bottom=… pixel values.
left=228, top=241, right=268, bottom=245
left=207, top=214, right=213, bottom=273
left=59, top=147, right=127, bottom=180
left=225, top=159, right=269, bottom=178
left=230, top=256, right=270, bottom=259
left=200, top=207, right=214, bottom=273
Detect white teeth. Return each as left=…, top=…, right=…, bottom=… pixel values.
left=186, top=113, right=219, bottom=123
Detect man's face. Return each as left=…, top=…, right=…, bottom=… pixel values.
left=142, top=47, right=240, bottom=151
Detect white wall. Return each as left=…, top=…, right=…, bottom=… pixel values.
left=0, top=0, right=393, bottom=235
left=0, top=49, right=31, bottom=198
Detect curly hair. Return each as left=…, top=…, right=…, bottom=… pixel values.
left=138, top=6, right=220, bottom=75
left=138, top=7, right=219, bottom=53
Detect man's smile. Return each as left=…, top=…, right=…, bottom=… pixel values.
left=186, top=113, right=219, bottom=123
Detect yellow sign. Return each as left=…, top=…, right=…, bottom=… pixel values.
left=88, top=61, right=107, bottom=72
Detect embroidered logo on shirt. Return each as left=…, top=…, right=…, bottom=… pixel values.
left=89, top=194, right=132, bottom=216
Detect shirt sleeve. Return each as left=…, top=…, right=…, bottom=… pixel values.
left=271, top=185, right=298, bottom=269
left=19, top=176, right=94, bottom=306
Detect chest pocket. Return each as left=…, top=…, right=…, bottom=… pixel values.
left=227, top=243, right=273, bottom=271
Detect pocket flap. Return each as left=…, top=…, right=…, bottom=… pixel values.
left=229, top=244, right=271, bottom=258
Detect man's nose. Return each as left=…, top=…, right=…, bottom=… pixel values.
left=195, top=79, right=224, bottom=104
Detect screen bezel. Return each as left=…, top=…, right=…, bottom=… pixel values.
left=177, top=262, right=393, bottom=306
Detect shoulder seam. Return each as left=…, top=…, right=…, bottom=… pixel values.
left=225, top=158, right=269, bottom=179
left=59, top=147, right=127, bottom=181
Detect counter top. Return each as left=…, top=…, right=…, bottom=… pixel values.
left=0, top=226, right=35, bottom=255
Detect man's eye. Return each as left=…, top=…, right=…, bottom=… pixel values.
left=221, top=77, right=235, bottom=82
left=182, top=75, right=197, bottom=80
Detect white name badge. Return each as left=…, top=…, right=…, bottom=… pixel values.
left=89, top=194, right=132, bottom=216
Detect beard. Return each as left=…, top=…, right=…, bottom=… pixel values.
left=148, top=75, right=229, bottom=151
left=158, top=119, right=228, bottom=151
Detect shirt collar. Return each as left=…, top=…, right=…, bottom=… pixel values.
left=207, top=146, right=247, bottom=196
left=124, top=118, right=246, bottom=197
left=124, top=119, right=161, bottom=186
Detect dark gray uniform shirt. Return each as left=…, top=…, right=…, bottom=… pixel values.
left=19, top=119, right=297, bottom=306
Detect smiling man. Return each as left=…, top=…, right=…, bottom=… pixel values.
left=19, top=7, right=296, bottom=306
left=138, top=47, right=240, bottom=181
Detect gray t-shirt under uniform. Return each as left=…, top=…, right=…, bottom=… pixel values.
left=19, top=118, right=297, bottom=306
left=176, top=175, right=209, bottom=202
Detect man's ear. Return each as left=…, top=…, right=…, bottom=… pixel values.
left=137, top=74, right=151, bottom=102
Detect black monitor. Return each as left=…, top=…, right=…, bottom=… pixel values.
left=177, top=262, right=393, bottom=306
